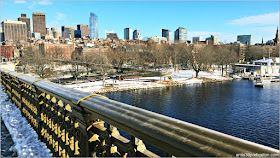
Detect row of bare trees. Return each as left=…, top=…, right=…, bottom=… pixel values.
left=103, top=44, right=239, bottom=77
left=245, top=45, right=279, bottom=61
left=20, top=43, right=278, bottom=79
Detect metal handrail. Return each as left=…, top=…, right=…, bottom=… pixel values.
left=1, top=69, right=279, bottom=157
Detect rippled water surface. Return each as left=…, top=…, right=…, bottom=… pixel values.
left=106, top=80, right=279, bottom=149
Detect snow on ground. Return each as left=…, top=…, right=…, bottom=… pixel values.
left=0, top=86, right=52, bottom=157
left=64, top=70, right=232, bottom=93
left=172, top=69, right=231, bottom=80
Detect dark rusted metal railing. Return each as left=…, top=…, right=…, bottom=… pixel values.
left=0, top=69, right=279, bottom=157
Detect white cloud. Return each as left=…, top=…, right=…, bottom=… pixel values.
left=14, top=1, right=26, bottom=4
left=47, top=13, right=67, bottom=28
left=38, top=1, right=53, bottom=5
left=228, top=12, right=279, bottom=25
left=56, top=13, right=67, bottom=21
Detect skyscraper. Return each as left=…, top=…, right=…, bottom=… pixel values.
left=1, top=20, right=27, bottom=42
left=51, top=28, right=61, bottom=39
left=174, top=27, right=187, bottom=43
left=61, top=26, right=75, bottom=39
left=18, top=14, right=31, bottom=39
left=237, top=35, right=252, bottom=45
left=133, top=29, right=141, bottom=40
left=89, top=12, right=98, bottom=39
left=77, top=24, right=90, bottom=38
left=124, top=28, right=133, bottom=40
left=162, top=29, right=172, bottom=44
left=33, top=12, right=46, bottom=38
left=46, top=28, right=53, bottom=39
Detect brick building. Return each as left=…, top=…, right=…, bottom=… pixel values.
left=18, top=14, right=31, bottom=39
left=77, top=24, right=90, bottom=38
left=33, top=12, right=46, bottom=38
left=39, top=43, right=74, bottom=60
left=62, top=26, right=75, bottom=39
left=1, top=45, right=14, bottom=62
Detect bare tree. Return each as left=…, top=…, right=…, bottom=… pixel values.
left=245, top=46, right=264, bottom=61
left=189, top=45, right=214, bottom=77
left=21, top=46, right=53, bottom=78
left=216, top=45, right=238, bottom=76
left=70, top=47, right=84, bottom=82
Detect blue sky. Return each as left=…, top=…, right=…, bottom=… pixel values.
left=1, top=0, right=279, bottom=44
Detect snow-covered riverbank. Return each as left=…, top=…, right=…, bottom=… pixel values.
left=64, top=70, right=232, bottom=93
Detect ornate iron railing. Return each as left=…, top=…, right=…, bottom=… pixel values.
left=0, top=69, right=279, bottom=157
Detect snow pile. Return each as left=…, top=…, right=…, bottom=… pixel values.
left=0, top=86, right=52, bottom=157
left=172, top=70, right=232, bottom=81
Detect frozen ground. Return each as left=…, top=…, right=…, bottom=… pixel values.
left=64, top=70, right=232, bottom=93
left=0, top=86, right=52, bottom=157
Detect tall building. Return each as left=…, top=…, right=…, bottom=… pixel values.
left=18, top=13, right=31, bottom=39
left=174, top=27, right=187, bottom=43
left=192, top=36, right=202, bottom=44
left=51, top=28, right=61, bottom=39
left=162, top=29, right=172, bottom=44
left=32, top=12, right=46, bottom=38
left=274, top=27, right=279, bottom=45
left=105, top=30, right=114, bottom=39
left=206, top=35, right=219, bottom=45
left=46, top=28, right=53, bottom=39
left=124, top=28, right=133, bottom=40
left=77, top=24, right=90, bottom=38
left=237, top=35, right=252, bottom=45
left=89, top=12, right=98, bottom=39
left=62, top=26, right=75, bottom=39
left=133, top=29, right=141, bottom=40
left=1, top=20, right=27, bottom=42
left=0, top=25, right=3, bottom=42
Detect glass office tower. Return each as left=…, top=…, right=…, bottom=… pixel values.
left=89, top=12, right=98, bottom=39
left=174, top=27, right=187, bottom=43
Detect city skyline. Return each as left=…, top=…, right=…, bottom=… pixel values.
left=1, top=1, right=279, bottom=43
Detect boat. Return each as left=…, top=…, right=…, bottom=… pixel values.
left=254, top=78, right=263, bottom=87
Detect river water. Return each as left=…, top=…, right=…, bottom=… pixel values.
left=1, top=80, right=279, bottom=156
left=105, top=80, right=279, bottom=151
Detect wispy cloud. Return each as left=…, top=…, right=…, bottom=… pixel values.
left=14, top=0, right=26, bottom=4
left=228, top=12, right=279, bottom=25
left=47, top=13, right=67, bottom=28
left=38, top=1, right=53, bottom=5
left=56, top=13, right=67, bottom=21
